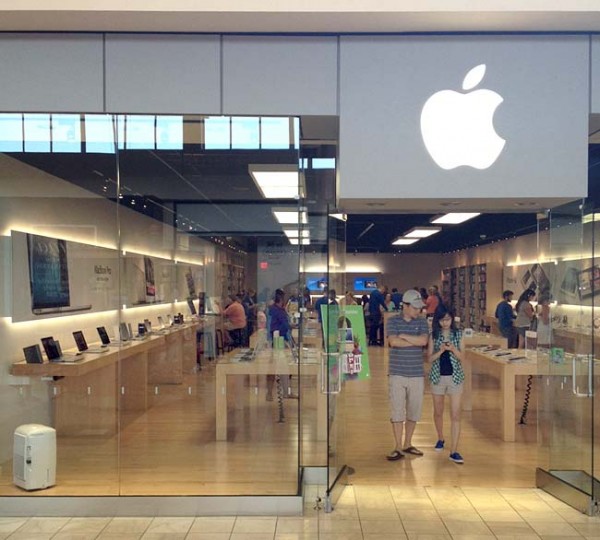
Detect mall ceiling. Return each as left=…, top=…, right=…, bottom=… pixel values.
left=8, top=114, right=600, bottom=254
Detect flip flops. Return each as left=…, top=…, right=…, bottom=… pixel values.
left=386, top=450, right=404, bottom=461
left=402, top=446, right=424, bottom=456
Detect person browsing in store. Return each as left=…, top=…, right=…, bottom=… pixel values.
left=515, top=288, right=536, bottom=348
left=495, top=290, right=517, bottom=348
left=428, top=304, right=465, bottom=464
left=385, top=289, right=429, bottom=461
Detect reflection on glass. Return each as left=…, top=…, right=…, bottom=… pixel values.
left=232, top=116, right=259, bottom=149
left=24, top=113, right=51, bottom=153
left=84, top=114, right=116, bottom=154
left=0, top=113, right=24, bottom=152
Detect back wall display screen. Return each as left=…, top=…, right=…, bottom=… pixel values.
left=27, top=233, right=70, bottom=310
left=354, top=277, right=378, bottom=291
left=307, top=277, right=327, bottom=292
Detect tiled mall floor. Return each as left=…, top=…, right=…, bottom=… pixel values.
left=2, top=485, right=600, bottom=540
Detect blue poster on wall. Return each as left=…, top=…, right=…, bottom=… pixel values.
left=27, top=233, right=70, bottom=310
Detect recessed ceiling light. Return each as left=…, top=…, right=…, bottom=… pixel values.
left=430, top=213, right=480, bottom=224
left=403, top=226, right=442, bottom=238
left=273, top=207, right=308, bottom=225
left=283, top=229, right=310, bottom=238
left=392, top=237, right=420, bottom=246
left=249, top=164, right=305, bottom=199
left=329, top=213, right=347, bottom=221
left=289, top=238, right=310, bottom=245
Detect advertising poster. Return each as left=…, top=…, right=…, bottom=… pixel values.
left=27, top=233, right=71, bottom=310
left=321, top=304, right=370, bottom=380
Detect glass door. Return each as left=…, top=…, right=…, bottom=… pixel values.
left=536, top=200, right=598, bottom=514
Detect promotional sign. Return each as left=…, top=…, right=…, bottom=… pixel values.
left=320, top=304, right=370, bottom=380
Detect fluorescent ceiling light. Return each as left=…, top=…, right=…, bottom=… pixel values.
left=273, top=207, right=308, bottom=225
left=289, top=238, right=310, bottom=245
left=249, top=164, right=304, bottom=199
left=329, top=213, right=347, bottom=222
left=403, top=226, right=442, bottom=238
left=392, top=237, right=420, bottom=246
left=583, top=213, right=600, bottom=224
left=430, top=213, right=481, bottom=224
left=284, top=229, right=310, bottom=238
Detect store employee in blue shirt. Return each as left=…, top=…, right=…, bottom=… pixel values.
left=495, top=290, right=517, bottom=348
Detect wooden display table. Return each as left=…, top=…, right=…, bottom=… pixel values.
left=215, top=348, right=326, bottom=442
left=465, top=348, right=540, bottom=442
left=10, top=324, right=199, bottom=436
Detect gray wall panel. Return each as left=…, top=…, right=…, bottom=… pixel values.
left=105, top=34, right=220, bottom=114
left=339, top=35, right=589, bottom=202
left=591, top=36, right=600, bottom=114
left=0, top=34, right=103, bottom=112
left=222, top=36, right=337, bottom=115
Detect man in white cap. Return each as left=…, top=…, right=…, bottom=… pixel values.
left=385, top=289, right=429, bottom=461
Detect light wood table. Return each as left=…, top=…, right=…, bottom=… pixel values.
left=462, top=333, right=508, bottom=411
left=11, top=324, right=199, bottom=435
left=465, top=348, right=539, bottom=442
left=215, top=348, right=326, bottom=441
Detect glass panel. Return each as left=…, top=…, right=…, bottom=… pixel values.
left=537, top=199, right=595, bottom=508
left=0, top=112, right=120, bottom=495
left=0, top=113, right=336, bottom=498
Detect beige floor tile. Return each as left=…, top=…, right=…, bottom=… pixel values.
left=188, top=518, right=235, bottom=534
left=360, top=520, right=404, bottom=534
left=274, top=533, right=316, bottom=540
left=0, top=519, right=27, bottom=534
left=61, top=518, right=111, bottom=534
left=449, top=536, right=497, bottom=540
left=140, top=534, right=187, bottom=540
left=231, top=517, right=277, bottom=535
left=405, top=533, right=451, bottom=540
left=476, top=510, right=524, bottom=522
left=485, top=521, right=536, bottom=535
left=318, top=519, right=362, bottom=534
left=527, top=521, right=582, bottom=536
left=5, top=534, right=54, bottom=540
left=442, top=520, right=493, bottom=536
left=318, top=507, right=359, bottom=520
left=437, top=511, right=482, bottom=522
left=16, top=518, right=70, bottom=534
left=494, top=536, right=541, bottom=540
left=52, top=533, right=104, bottom=540
left=518, top=511, right=566, bottom=523
left=96, top=533, right=143, bottom=540
left=402, top=521, right=446, bottom=534
left=572, top=522, right=600, bottom=536
left=317, top=533, right=363, bottom=540
left=103, top=519, right=153, bottom=534
left=389, top=487, right=430, bottom=501
left=146, top=519, right=194, bottom=534
left=274, top=518, right=317, bottom=534
left=363, top=534, right=408, bottom=540
left=396, top=510, right=439, bottom=521
left=185, top=534, right=231, bottom=540
left=356, top=509, right=399, bottom=520
left=229, top=534, right=277, bottom=540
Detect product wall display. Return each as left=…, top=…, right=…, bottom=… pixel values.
left=504, top=259, right=599, bottom=306
left=11, top=231, right=206, bottom=323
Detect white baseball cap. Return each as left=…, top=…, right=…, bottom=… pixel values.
left=403, top=289, right=425, bottom=309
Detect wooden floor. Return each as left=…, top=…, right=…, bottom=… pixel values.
left=0, top=346, right=545, bottom=496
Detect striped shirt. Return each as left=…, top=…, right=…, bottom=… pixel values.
left=386, top=315, right=428, bottom=377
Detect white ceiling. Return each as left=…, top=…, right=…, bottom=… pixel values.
left=2, top=2, right=600, bottom=32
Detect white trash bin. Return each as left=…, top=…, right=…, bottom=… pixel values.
left=13, top=424, right=56, bottom=491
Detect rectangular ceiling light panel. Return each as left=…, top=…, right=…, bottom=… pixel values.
left=430, top=213, right=481, bottom=224
left=392, top=237, right=420, bottom=245
left=403, top=226, right=442, bottom=238
left=249, top=164, right=304, bottom=199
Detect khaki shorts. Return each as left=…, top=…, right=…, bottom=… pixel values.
left=431, top=375, right=463, bottom=396
left=389, top=375, right=424, bottom=423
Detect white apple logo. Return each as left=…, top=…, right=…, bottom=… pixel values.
left=420, top=64, right=505, bottom=170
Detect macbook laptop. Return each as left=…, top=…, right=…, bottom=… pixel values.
left=73, top=330, right=109, bottom=354
left=41, top=336, right=83, bottom=363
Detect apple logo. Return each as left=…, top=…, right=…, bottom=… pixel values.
left=420, top=64, right=505, bottom=170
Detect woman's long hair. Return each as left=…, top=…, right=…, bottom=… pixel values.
left=515, top=288, right=536, bottom=314
left=431, top=303, right=457, bottom=340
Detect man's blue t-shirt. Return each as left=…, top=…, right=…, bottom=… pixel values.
left=495, top=300, right=515, bottom=330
